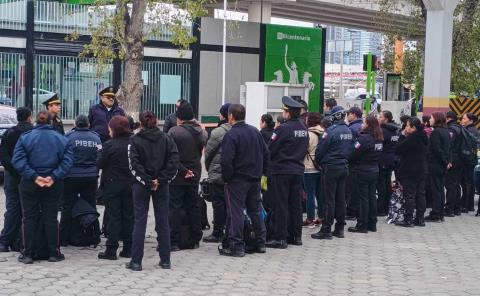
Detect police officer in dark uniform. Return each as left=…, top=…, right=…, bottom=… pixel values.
left=444, top=111, right=463, bottom=216
left=266, top=96, right=309, bottom=249
left=312, top=106, right=352, bottom=240
left=219, top=104, right=269, bottom=257
left=89, top=86, right=126, bottom=143
left=377, top=111, right=400, bottom=216
left=43, top=94, right=64, bottom=135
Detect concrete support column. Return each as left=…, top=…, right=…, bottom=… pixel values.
left=422, top=0, right=459, bottom=115
left=248, top=1, right=271, bottom=24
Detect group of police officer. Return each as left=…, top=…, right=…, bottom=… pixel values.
left=3, top=88, right=480, bottom=264
left=210, top=97, right=480, bottom=251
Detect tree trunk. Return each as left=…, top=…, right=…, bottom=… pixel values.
left=116, top=0, right=147, bottom=120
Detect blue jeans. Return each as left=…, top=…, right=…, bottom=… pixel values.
left=304, top=172, right=321, bottom=221
left=0, top=171, right=21, bottom=247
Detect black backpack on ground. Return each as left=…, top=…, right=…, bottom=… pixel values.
left=459, top=126, right=478, bottom=165
left=69, top=198, right=101, bottom=247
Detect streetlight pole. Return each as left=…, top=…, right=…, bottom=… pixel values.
left=221, top=0, right=227, bottom=105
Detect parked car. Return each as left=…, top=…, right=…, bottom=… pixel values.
left=0, top=105, right=17, bottom=183
left=0, top=88, right=54, bottom=107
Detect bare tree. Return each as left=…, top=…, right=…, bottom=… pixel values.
left=69, top=0, right=214, bottom=117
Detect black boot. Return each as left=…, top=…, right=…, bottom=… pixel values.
left=203, top=233, right=224, bottom=243
left=48, top=253, right=65, bottom=262
left=265, top=240, right=288, bottom=249
left=98, top=247, right=117, bottom=260
left=311, top=230, right=333, bottom=240
left=332, top=229, right=344, bottom=238
left=395, top=219, right=414, bottom=227
left=125, top=261, right=142, bottom=271
left=414, top=218, right=425, bottom=227
left=18, top=254, right=33, bottom=264
left=218, top=245, right=245, bottom=257
left=424, top=214, right=442, bottom=223
left=0, top=243, right=9, bottom=252
left=159, top=260, right=171, bottom=269
left=348, top=225, right=368, bottom=233
left=287, top=237, right=303, bottom=246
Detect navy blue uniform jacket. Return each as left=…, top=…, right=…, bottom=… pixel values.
left=88, top=103, right=125, bottom=143
left=349, top=132, right=383, bottom=174
left=65, top=127, right=101, bottom=178
left=315, top=122, right=353, bottom=166
left=221, top=121, right=269, bottom=183
left=379, top=123, right=400, bottom=169
left=269, top=118, right=309, bottom=176
left=12, top=124, right=74, bottom=181
left=348, top=119, right=363, bottom=139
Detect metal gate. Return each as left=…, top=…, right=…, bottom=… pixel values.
left=142, top=60, right=191, bottom=120
left=34, top=54, right=113, bottom=120
left=0, top=52, right=25, bottom=107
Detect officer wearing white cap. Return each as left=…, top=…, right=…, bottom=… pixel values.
left=266, top=96, right=309, bottom=249
left=42, top=93, right=64, bottom=135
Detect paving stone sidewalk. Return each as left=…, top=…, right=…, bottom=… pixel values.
left=1, top=188, right=480, bottom=296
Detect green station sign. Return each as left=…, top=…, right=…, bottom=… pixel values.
left=264, top=24, right=323, bottom=112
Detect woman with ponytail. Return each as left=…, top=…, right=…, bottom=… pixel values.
left=127, top=110, right=179, bottom=271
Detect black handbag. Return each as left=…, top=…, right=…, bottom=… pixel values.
left=200, top=179, right=212, bottom=202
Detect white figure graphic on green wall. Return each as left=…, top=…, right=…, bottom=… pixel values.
left=272, top=70, right=283, bottom=83
left=303, top=72, right=315, bottom=91
left=284, top=44, right=299, bottom=84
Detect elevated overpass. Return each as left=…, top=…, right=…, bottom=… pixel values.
left=208, top=0, right=459, bottom=115
left=208, top=0, right=425, bottom=36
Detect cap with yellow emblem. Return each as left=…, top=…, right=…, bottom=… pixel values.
left=99, top=86, right=117, bottom=98
left=281, top=96, right=304, bottom=111
left=42, top=93, right=61, bottom=107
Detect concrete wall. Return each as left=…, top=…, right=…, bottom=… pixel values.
left=198, top=18, right=261, bottom=118
left=200, top=18, right=260, bottom=48
left=199, top=51, right=259, bottom=116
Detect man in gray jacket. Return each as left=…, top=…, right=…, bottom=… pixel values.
left=203, top=103, right=231, bottom=243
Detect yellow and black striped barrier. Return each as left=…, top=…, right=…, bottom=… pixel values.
left=450, top=97, right=480, bottom=129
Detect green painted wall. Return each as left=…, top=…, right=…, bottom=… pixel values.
left=264, top=24, right=322, bottom=112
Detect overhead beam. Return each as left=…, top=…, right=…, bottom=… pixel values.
left=209, top=0, right=425, bottom=36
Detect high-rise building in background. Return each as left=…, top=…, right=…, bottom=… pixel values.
left=326, top=26, right=382, bottom=65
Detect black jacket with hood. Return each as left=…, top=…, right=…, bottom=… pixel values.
left=128, top=127, right=179, bottom=187
left=97, top=134, right=133, bottom=183
left=395, top=129, right=428, bottom=179
left=428, top=126, right=451, bottom=175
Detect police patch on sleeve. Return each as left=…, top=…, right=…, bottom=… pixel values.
left=322, top=132, right=328, bottom=139
left=354, top=141, right=361, bottom=149
left=271, top=133, right=277, bottom=141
